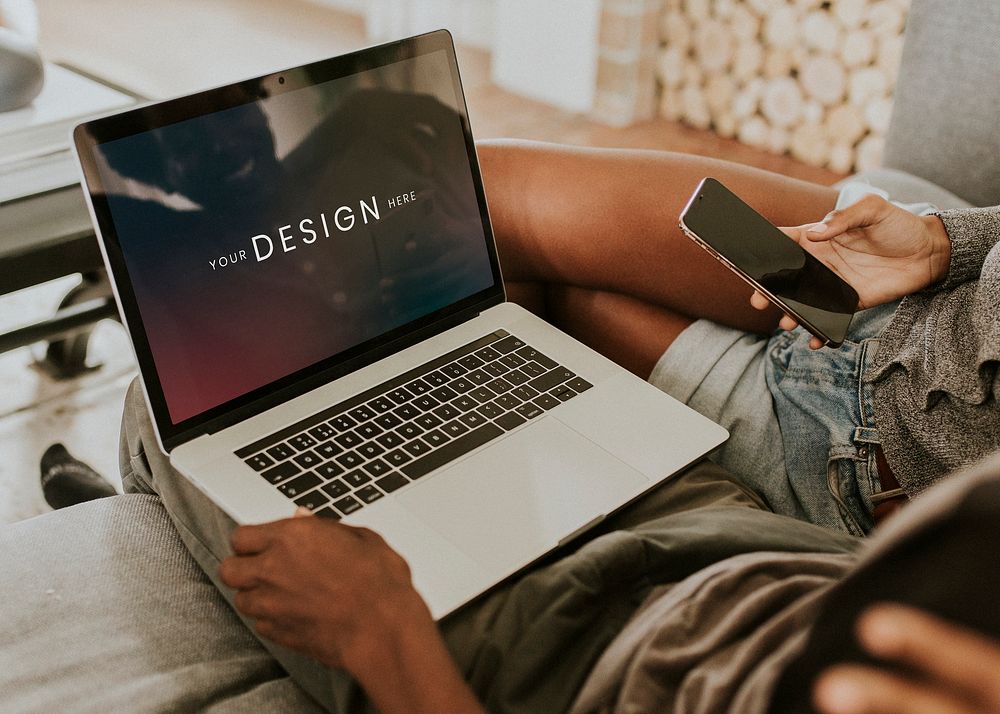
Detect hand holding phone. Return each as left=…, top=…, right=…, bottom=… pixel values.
left=768, top=193, right=952, bottom=310
left=679, top=178, right=859, bottom=348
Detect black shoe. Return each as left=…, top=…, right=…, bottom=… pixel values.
left=40, top=443, right=117, bottom=509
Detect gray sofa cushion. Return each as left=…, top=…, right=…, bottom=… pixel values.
left=884, top=0, right=1000, bottom=207
left=0, top=494, right=323, bottom=714
left=838, top=168, right=973, bottom=210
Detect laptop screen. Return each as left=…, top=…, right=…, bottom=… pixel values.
left=83, top=39, right=499, bottom=433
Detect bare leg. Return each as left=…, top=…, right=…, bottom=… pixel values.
left=546, top=286, right=692, bottom=378
left=477, top=140, right=839, bottom=375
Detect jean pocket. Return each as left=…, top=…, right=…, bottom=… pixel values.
left=827, top=444, right=875, bottom=536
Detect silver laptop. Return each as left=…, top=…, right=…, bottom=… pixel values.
left=72, top=30, right=727, bottom=619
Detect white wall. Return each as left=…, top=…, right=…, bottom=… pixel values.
left=308, top=0, right=367, bottom=14
left=492, top=0, right=602, bottom=113
left=310, top=0, right=604, bottom=114
left=312, top=0, right=494, bottom=51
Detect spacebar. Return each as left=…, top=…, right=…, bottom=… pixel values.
left=401, top=423, right=504, bottom=480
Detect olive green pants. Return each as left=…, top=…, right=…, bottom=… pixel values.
left=120, top=379, right=858, bottom=713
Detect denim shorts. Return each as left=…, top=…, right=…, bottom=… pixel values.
left=763, top=301, right=898, bottom=534
left=649, top=182, right=936, bottom=535
left=650, top=304, right=894, bottom=536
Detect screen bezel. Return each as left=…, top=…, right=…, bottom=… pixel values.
left=678, top=177, right=857, bottom=347
left=73, top=30, right=505, bottom=452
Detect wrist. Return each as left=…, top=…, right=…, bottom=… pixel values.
left=922, top=214, right=952, bottom=285
left=345, top=597, right=484, bottom=714
left=341, top=592, right=430, bottom=674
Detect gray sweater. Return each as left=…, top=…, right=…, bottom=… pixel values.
left=864, top=207, right=1000, bottom=496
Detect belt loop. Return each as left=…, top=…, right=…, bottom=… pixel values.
left=858, top=338, right=880, bottom=428
left=852, top=426, right=880, bottom=445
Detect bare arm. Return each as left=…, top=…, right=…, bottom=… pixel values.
left=219, top=512, right=484, bottom=714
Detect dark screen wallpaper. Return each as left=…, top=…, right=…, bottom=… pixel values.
left=96, top=52, right=495, bottom=424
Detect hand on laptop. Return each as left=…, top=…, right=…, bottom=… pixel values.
left=813, top=604, right=1000, bottom=714
left=219, top=511, right=484, bottom=714
left=750, top=194, right=952, bottom=349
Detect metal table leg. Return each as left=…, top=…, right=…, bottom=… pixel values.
left=37, top=270, right=120, bottom=379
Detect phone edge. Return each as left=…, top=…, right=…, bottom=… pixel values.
left=677, top=178, right=843, bottom=348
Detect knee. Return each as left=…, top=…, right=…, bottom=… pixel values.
left=119, top=377, right=154, bottom=493
left=121, top=378, right=145, bottom=443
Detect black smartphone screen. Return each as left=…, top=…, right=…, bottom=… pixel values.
left=681, top=178, right=858, bottom=346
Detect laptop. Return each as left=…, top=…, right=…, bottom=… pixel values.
left=72, top=30, right=728, bottom=619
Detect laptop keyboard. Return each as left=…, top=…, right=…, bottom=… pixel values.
left=234, top=330, right=593, bottom=520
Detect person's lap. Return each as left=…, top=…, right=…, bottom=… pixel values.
left=649, top=301, right=900, bottom=535
left=4, top=454, right=783, bottom=714
left=120, top=374, right=862, bottom=713
left=6, top=415, right=995, bottom=713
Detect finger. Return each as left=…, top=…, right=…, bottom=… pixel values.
left=809, top=336, right=825, bottom=350
left=857, top=605, right=1000, bottom=702
left=750, top=290, right=771, bottom=311
left=218, top=554, right=265, bottom=589
left=254, top=617, right=302, bottom=651
left=777, top=226, right=802, bottom=243
left=814, top=665, right=974, bottom=714
left=293, top=507, right=313, bottom=518
left=806, top=220, right=832, bottom=238
left=231, top=523, right=277, bottom=555
left=779, top=224, right=824, bottom=247
left=806, top=195, right=889, bottom=243
left=254, top=617, right=278, bottom=639
left=234, top=588, right=275, bottom=619
left=779, top=315, right=799, bottom=332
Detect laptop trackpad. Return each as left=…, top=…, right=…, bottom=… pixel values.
left=397, top=418, right=649, bottom=573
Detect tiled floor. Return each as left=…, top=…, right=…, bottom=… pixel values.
left=1, top=1, right=842, bottom=524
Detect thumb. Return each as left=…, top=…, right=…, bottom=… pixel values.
left=805, top=195, right=888, bottom=242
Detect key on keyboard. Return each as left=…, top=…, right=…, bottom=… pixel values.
left=236, top=331, right=585, bottom=517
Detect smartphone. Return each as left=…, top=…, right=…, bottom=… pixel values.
left=679, top=177, right=858, bottom=347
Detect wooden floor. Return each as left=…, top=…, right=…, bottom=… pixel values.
left=0, top=0, right=842, bottom=524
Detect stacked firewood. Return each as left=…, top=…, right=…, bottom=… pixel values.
left=657, top=0, right=910, bottom=172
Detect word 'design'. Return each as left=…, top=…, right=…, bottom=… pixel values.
left=208, top=190, right=417, bottom=271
